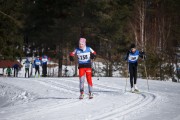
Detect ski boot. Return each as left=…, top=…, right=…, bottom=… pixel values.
left=134, top=84, right=139, bottom=93
left=134, top=89, right=139, bottom=93
left=79, top=93, right=84, bottom=99
left=89, top=92, right=93, bottom=99
left=130, top=88, right=133, bottom=93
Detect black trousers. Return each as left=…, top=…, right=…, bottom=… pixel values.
left=129, top=62, right=138, bottom=88
left=8, top=72, right=11, bottom=77
left=42, top=64, right=47, bottom=77
left=14, top=69, right=18, bottom=77
left=25, top=68, right=29, bottom=78
left=35, top=66, right=40, bottom=75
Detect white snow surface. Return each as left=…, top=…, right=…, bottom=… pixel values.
left=0, top=77, right=180, bottom=120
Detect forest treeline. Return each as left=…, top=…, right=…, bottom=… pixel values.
left=0, top=0, right=179, bottom=79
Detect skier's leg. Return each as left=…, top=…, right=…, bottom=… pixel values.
left=132, top=65, right=135, bottom=87
left=25, top=69, right=27, bottom=78
left=28, top=69, right=29, bottom=77
left=15, top=70, right=17, bottom=77
left=134, top=65, right=137, bottom=85
left=129, top=63, right=134, bottom=89
left=16, top=70, right=18, bottom=77
left=35, top=67, right=37, bottom=77
left=14, top=70, right=15, bottom=77
left=85, top=68, right=93, bottom=93
left=37, top=67, right=40, bottom=77
left=42, top=64, right=44, bottom=77
left=134, top=64, right=139, bottom=91
left=44, top=64, right=47, bottom=77
left=79, top=68, right=86, bottom=94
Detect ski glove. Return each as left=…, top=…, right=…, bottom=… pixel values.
left=140, top=51, right=146, bottom=60
left=90, top=52, right=96, bottom=60
left=124, top=50, right=130, bottom=61
left=69, top=52, right=74, bottom=62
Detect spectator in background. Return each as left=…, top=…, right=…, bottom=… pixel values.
left=13, top=63, right=20, bottom=77
left=6, top=66, right=12, bottom=77
left=34, top=56, right=41, bottom=78
left=65, top=67, right=68, bottom=77
left=41, top=55, right=48, bottom=77
left=23, top=58, right=31, bottom=78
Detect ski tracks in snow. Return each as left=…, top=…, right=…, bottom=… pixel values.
left=91, top=92, right=157, bottom=120
left=37, top=78, right=158, bottom=119
left=35, top=78, right=158, bottom=120
left=0, top=78, right=159, bottom=120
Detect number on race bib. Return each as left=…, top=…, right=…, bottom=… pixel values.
left=79, top=55, right=88, bottom=60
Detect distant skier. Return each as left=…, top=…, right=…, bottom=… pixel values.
left=69, top=38, right=96, bottom=99
left=64, top=67, right=68, bottom=77
left=13, top=63, right=20, bottom=77
left=41, top=55, right=48, bottom=77
left=23, top=58, right=31, bottom=78
left=6, top=66, right=12, bottom=77
left=125, top=43, right=145, bottom=92
left=34, top=56, right=41, bottom=78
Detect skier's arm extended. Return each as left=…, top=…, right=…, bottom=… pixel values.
left=90, top=48, right=96, bottom=59
left=139, top=51, right=146, bottom=60
left=69, top=49, right=76, bottom=62
left=124, top=50, right=130, bottom=61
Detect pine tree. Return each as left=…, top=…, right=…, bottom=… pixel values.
left=0, top=0, right=24, bottom=59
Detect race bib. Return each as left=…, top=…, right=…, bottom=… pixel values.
left=42, top=58, right=48, bottom=63
left=77, top=52, right=90, bottom=62
left=129, top=55, right=138, bottom=61
left=35, top=61, right=41, bottom=65
left=25, top=63, right=30, bottom=68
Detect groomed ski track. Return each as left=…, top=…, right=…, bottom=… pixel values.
left=0, top=77, right=180, bottom=120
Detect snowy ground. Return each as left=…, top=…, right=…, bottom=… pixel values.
left=0, top=77, right=180, bottom=120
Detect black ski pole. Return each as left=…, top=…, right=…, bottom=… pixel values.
left=93, top=60, right=99, bottom=80
left=143, top=56, right=149, bottom=91
left=97, top=61, right=100, bottom=80
left=125, top=62, right=129, bottom=92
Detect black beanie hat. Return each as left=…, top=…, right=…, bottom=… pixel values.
left=130, top=43, right=136, bottom=49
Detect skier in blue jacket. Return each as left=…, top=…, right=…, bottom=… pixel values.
left=125, top=43, right=145, bottom=92
left=41, top=55, right=48, bottom=77
left=23, top=58, right=31, bottom=78
left=34, top=56, right=41, bottom=77
left=13, top=63, right=20, bottom=77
